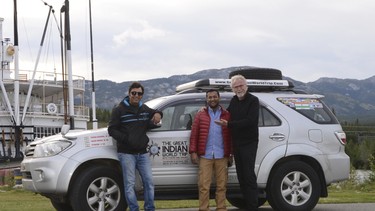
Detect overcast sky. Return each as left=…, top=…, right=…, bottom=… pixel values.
left=1, top=0, right=374, bottom=83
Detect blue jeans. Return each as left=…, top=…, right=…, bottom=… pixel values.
left=118, top=153, right=155, bottom=211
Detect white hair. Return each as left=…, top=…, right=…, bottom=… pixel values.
left=230, top=74, right=247, bottom=88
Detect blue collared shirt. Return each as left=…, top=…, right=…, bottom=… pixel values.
left=203, top=106, right=224, bottom=159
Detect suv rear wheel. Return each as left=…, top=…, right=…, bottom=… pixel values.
left=266, top=161, right=321, bottom=211
left=69, top=165, right=126, bottom=211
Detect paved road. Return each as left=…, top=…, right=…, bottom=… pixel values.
left=157, top=203, right=375, bottom=211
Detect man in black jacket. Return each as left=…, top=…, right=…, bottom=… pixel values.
left=108, top=82, right=162, bottom=211
left=216, top=74, right=260, bottom=211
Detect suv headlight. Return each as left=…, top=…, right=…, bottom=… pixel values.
left=33, top=140, right=72, bottom=157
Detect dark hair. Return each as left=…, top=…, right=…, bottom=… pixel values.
left=206, top=89, right=220, bottom=98
left=128, top=82, right=144, bottom=94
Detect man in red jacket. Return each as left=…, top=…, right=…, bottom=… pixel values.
left=189, top=89, right=232, bottom=211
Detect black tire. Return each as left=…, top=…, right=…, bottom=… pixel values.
left=69, top=165, right=126, bottom=211
left=227, top=197, right=267, bottom=208
left=50, top=199, right=73, bottom=211
left=227, top=197, right=246, bottom=209
left=266, top=161, right=321, bottom=211
left=229, top=67, right=282, bottom=80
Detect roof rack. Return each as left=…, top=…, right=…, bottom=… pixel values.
left=176, top=78, right=294, bottom=93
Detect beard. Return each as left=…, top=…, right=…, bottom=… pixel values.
left=236, top=92, right=246, bottom=98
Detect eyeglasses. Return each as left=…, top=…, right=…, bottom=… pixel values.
left=232, top=84, right=246, bottom=90
left=130, top=91, right=143, bottom=96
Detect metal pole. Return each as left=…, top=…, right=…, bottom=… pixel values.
left=89, top=0, right=97, bottom=129
left=63, top=0, right=75, bottom=129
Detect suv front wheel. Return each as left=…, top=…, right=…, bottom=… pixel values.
left=50, top=199, right=73, bottom=211
left=69, top=165, right=127, bottom=211
left=266, top=161, right=321, bottom=211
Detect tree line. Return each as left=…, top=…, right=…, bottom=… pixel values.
left=343, top=124, right=375, bottom=170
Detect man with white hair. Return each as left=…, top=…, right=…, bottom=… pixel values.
left=216, top=74, right=260, bottom=211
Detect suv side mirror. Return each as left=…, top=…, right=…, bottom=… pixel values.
left=61, top=124, right=70, bottom=136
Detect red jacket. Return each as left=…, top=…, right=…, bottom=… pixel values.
left=189, top=106, right=232, bottom=157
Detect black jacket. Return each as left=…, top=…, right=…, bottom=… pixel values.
left=227, top=92, right=259, bottom=147
left=108, top=96, right=162, bottom=154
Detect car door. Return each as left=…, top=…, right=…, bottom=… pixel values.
left=147, top=99, right=206, bottom=191
left=255, top=103, right=289, bottom=179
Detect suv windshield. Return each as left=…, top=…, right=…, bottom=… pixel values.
left=277, top=97, right=338, bottom=124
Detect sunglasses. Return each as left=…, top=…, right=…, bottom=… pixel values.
left=131, top=91, right=143, bottom=96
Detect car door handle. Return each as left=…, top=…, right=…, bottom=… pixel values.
left=269, top=133, right=285, bottom=141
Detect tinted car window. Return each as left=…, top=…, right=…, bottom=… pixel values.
left=151, top=98, right=234, bottom=131
left=277, top=97, right=338, bottom=124
left=259, top=106, right=281, bottom=127
left=153, top=102, right=205, bottom=131
left=152, top=97, right=282, bottom=131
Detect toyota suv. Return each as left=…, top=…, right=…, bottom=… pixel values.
left=21, top=68, right=350, bottom=211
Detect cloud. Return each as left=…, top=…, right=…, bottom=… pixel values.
left=113, top=20, right=166, bottom=47
left=1, top=0, right=375, bottom=83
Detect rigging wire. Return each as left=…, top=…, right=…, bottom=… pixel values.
left=20, top=17, right=34, bottom=65
left=18, top=0, right=61, bottom=69
left=39, top=0, right=63, bottom=73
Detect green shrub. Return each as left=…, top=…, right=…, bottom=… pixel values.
left=368, top=154, right=375, bottom=182
left=344, top=125, right=375, bottom=169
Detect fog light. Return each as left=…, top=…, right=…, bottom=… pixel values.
left=35, top=170, right=45, bottom=182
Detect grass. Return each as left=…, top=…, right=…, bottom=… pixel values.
left=0, top=183, right=374, bottom=211
left=319, top=183, right=375, bottom=204
left=0, top=188, right=54, bottom=211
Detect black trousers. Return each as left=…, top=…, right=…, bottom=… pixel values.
left=234, top=141, right=258, bottom=211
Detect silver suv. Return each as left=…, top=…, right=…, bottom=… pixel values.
left=21, top=69, right=350, bottom=211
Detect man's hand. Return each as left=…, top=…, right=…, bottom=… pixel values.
left=214, top=119, right=228, bottom=126
left=228, top=155, right=234, bottom=167
left=151, top=113, right=162, bottom=124
left=190, top=153, right=199, bottom=164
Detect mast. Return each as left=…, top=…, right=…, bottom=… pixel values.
left=59, top=10, right=68, bottom=124
left=13, top=0, right=22, bottom=160
left=89, top=0, right=97, bottom=129
left=62, top=0, right=75, bottom=129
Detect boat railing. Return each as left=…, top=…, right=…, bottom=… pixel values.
left=5, top=69, right=85, bottom=90
left=0, top=102, right=90, bottom=119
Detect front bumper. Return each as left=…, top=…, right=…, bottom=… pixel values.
left=21, top=154, right=79, bottom=194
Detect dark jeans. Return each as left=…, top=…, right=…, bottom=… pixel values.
left=234, top=141, right=258, bottom=211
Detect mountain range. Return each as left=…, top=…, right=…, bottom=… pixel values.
left=84, top=66, right=375, bottom=124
